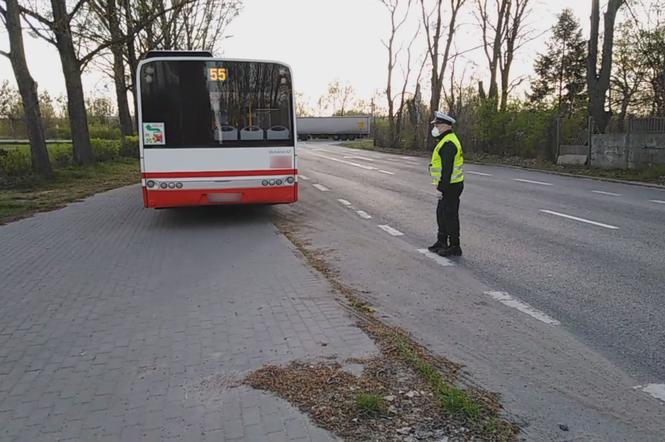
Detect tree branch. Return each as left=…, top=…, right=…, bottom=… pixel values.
left=80, top=0, right=198, bottom=67
left=69, top=0, right=88, bottom=21
left=24, top=17, right=56, bottom=45
left=19, top=6, right=52, bottom=27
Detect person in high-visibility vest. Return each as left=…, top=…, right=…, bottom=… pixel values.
left=427, top=111, right=464, bottom=257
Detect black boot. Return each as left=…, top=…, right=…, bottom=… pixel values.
left=428, top=235, right=448, bottom=253
left=438, top=237, right=462, bottom=257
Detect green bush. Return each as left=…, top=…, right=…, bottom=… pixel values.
left=0, top=147, right=31, bottom=176
left=91, top=139, right=120, bottom=162
left=48, top=144, right=74, bottom=167
left=45, top=126, right=71, bottom=140
left=121, top=136, right=139, bottom=158
left=89, top=125, right=121, bottom=140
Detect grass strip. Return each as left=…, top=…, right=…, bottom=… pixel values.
left=0, top=158, right=140, bottom=224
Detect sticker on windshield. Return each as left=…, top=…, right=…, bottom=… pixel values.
left=143, top=122, right=165, bottom=145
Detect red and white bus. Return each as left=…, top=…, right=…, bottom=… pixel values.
left=137, top=51, right=298, bottom=208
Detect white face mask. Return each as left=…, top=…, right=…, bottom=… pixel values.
left=431, top=126, right=441, bottom=137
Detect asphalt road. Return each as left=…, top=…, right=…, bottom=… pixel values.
left=280, top=140, right=665, bottom=440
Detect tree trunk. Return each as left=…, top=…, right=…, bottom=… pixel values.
left=51, top=0, right=93, bottom=164
left=4, top=0, right=52, bottom=177
left=123, top=0, right=140, bottom=126
left=500, top=58, right=511, bottom=111
left=587, top=0, right=624, bottom=133
left=106, top=0, right=134, bottom=137
left=112, top=48, right=134, bottom=137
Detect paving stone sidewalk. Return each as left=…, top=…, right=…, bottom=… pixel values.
left=0, top=186, right=378, bottom=441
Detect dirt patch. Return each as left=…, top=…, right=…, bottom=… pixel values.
left=245, top=321, right=518, bottom=441
left=249, top=213, right=520, bottom=441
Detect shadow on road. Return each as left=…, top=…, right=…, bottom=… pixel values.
left=147, top=204, right=276, bottom=230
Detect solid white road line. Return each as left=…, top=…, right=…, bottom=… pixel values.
left=343, top=155, right=375, bottom=162
left=338, top=199, right=352, bottom=206
left=313, top=184, right=330, bottom=192
left=540, top=209, right=620, bottom=230
left=634, top=384, right=665, bottom=403
left=309, top=152, right=377, bottom=170
left=466, top=171, right=493, bottom=176
left=650, top=200, right=665, bottom=205
left=417, top=249, right=454, bottom=267
left=356, top=211, right=372, bottom=219
left=378, top=225, right=404, bottom=236
left=299, top=174, right=310, bottom=181
left=592, top=190, right=622, bottom=196
left=484, top=291, right=561, bottom=325
left=379, top=170, right=395, bottom=175
left=514, top=178, right=553, bottom=186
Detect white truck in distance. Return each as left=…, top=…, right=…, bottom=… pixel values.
left=297, top=116, right=371, bottom=141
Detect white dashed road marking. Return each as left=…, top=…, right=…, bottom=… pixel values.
left=310, top=153, right=377, bottom=170
left=338, top=199, right=352, bottom=206
left=378, top=225, right=404, bottom=236
left=634, top=384, right=665, bottom=403
left=650, top=200, right=665, bottom=205
left=540, top=209, right=619, bottom=230
left=379, top=170, right=395, bottom=175
left=356, top=211, right=372, bottom=219
left=313, top=184, right=330, bottom=192
left=484, top=291, right=560, bottom=325
left=417, top=249, right=455, bottom=267
left=514, top=178, right=553, bottom=186
left=592, top=190, right=622, bottom=196
left=299, top=174, right=310, bottom=181
left=467, top=171, right=493, bottom=176
left=343, top=155, right=375, bottom=162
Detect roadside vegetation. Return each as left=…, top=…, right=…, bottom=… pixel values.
left=342, top=139, right=665, bottom=186
left=0, top=137, right=139, bottom=224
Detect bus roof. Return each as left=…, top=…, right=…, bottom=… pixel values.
left=145, top=50, right=213, bottom=59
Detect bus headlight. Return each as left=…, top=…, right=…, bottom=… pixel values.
left=175, top=182, right=183, bottom=189
left=160, top=182, right=168, bottom=189
left=262, top=180, right=269, bottom=186
left=146, top=180, right=156, bottom=188
left=168, top=182, right=176, bottom=189
left=276, top=179, right=283, bottom=185
left=286, top=177, right=295, bottom=184
left=269, top=179, right=276, bottom=186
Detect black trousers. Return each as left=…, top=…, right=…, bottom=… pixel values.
left=436, top=182, right=464, bottom=246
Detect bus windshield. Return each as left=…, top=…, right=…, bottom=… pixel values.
left=139, top=60, right=294, bottom=148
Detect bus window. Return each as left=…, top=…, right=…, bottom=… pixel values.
left=140, top=60, right=294, bottom=148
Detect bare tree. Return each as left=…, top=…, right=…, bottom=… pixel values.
left=179, top=0, right=241, bottom=52
left=0, top=0, right=52, bottom=177
left=476, top=0, right=531, bottom=110
left=587, top=0, right=625, bottom=133
left=20, top=1, right=97, bottom=164
left=381, top=0, right=412, bottom=146
left=394, top=23, right=423, bottom=145
left=498, top=0, right=531, bottom=111
left=610, top=21, right=648, bottom=127
left=475, top=0, right=508, bottom=103
left=83, top=0, right=135, bottom=138
left=322, top=80, right=355, bottom=116
left=420, top=0, right=466, bottom=121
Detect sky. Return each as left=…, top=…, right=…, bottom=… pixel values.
left=0, top=0, right=640, bottom=116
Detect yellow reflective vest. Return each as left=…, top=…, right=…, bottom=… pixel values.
left=429, top=132, right=464, bottom=185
